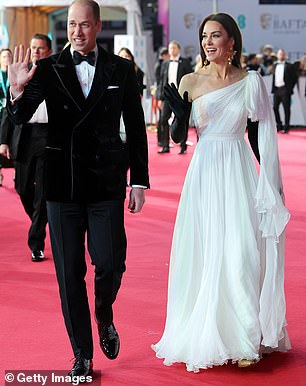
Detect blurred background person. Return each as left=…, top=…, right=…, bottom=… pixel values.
left=117, top=47, right=146, bottom=143
left=261, top=44, right=276, bottom=75
left=245, top=53, right=259, bottom=71
left=245, top=53, right=265, bottom=76
left=241, top=53, right=248, bottom=70
left=154, top=47, right=169, bottom=146
left=156, top=40, right=193, bottom=154
left=0, top=34, right=52, bottom=262
left=272, top=48, right=298, bottom=134
left=294, top=55, right=306, bottom=78
left=118, top=47, right=146, bottom=97
left=0, top=48, right=12, bottom=186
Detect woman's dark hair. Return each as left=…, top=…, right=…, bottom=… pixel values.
left=198, top=13, right=242, bottom=69
left=118, top=47, right=135, bottom=63
left=0, top=48, right=12, bottom=56
left=118, top=47, right=141, bottom=73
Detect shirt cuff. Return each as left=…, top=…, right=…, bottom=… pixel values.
left=10, top=89, right=24, bottom=104
left=131, top=185, right=147, bottom=189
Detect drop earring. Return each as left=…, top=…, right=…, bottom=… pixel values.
left=228, top=49, right=237, bottom=65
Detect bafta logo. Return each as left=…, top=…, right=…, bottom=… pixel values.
left=184, top=13, right=196, bottom=29
left=260, top=13, right=272, bottom=30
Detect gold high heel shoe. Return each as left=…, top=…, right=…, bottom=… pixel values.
left=238, top=359, right=256, bottom=368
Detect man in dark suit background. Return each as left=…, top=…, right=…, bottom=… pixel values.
left=156, top=40, right=193, bottom=154
left=154, top=47, right=169, bottom=146
left=7, top=0, right=149, bottom=378
left=0, top=34, right=51, bottom=262
left=272, top=48, right=298, bottom=134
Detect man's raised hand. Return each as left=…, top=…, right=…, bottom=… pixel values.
left=8, top=45, right=37, bottom=97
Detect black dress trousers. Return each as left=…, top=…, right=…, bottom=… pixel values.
left=47, top=199, right=127, bottom=359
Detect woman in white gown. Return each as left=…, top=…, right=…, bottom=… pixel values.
left=152, top=13, right=291, bottom=372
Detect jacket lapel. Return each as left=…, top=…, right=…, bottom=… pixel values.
left=84, top=46, right=116, bottom=110
left=52, top=45, right=85, bottom=111
left=51, top=45, right=116, bottom=116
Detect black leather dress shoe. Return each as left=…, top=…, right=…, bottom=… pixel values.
left=178, top=144, right=187, bottom=154
left=68, top=356, right=93, bottom=378
left=277, top=124, right=283, bottom=132
left=31, top=250, right=45, bottom=262
left=158, top=146, right=170, bottom=154
left=98, top=322, right=120, bottom=360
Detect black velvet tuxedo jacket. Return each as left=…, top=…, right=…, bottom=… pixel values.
left=271, top=61, right=298, bottom=95
left=7, top=44, right=150, bottom=203
left=156, top=57, right=193, bottom=101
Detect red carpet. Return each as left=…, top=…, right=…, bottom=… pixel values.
left=0, top=128, right=305, bottom=386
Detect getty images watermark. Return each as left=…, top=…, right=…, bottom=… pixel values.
left=4, top=370, right=101, bottom=385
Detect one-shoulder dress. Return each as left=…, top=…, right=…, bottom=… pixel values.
left=152, top=71, right=291, bottom=372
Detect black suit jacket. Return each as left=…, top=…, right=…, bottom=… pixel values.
left=271, top=61, right=298, bottom=95
left=7, top=44, right=149, bottom=203
left=156, top=57, right=193, bottom=100
left=0, top=107, right=24, bottom=160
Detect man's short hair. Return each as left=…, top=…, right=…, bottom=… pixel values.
left=69, top=0, right=100, bottom=23
left=31, top=34, right=52, bottom=50
left=169, top=40, right=181, bottom=50
left=159, top=47, right=168, bottom=57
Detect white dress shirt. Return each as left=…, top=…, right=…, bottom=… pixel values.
left=275, top=61, right=285, bottom=88
left=71, top=47, right=97, bottom=98
left=168, top=56, right=180, bottom=87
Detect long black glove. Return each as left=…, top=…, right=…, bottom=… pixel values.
left=247, top=119, right=260, bottom=164
left=164, top=83, right=192, bottom=144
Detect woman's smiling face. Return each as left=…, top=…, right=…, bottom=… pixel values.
left=201, top=20, right=234, bottom=64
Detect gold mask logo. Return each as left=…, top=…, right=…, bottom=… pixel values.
left=260, top=13, right=273, bottom=30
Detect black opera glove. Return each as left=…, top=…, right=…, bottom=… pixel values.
left=164, top=83, right=192, bottom=143
left=164, top=83, right=190, bottom=119
left=247, top=119, right=260, bottom=164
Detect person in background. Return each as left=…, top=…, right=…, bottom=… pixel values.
left=272, top=48, right=298, bottom=133
left=154, top=47, right=169, bottom=146
left=152, top=12, right=290, bottom=372
left=245, top=53, right=265, bottom=76
left=0, top=48, right=12, bottom=186
left=0, top=34, right=51, bottom=262
left=118, top=47, right=146, bottom=97
left=240, top=52, right=248, bottom=70
left=261, top=44, right=275, bottom=75
left=245, top=53, right=259, bottom=71
left=156, top=40, right=193, bottom=154
left=6, top=0, right=149, bottom=379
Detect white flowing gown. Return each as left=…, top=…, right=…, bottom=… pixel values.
left=152, top=71, right=291, bottom=372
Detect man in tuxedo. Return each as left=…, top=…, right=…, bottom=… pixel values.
left=0, top=34, right=51, bottom=262
left=272, top=48, right=298, bottom=134
left=154, top=47, right=169, bottom=146
left=156, top=40, right=193, bottom=154
left=7, top=0, right=149, bottom=378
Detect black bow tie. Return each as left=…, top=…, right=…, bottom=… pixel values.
left=73, top=51, right=95, bottom=66
left=170, top=59, right=179, bottom=62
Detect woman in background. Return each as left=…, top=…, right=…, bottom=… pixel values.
left=118, top=47, right=145, bottom=97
